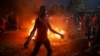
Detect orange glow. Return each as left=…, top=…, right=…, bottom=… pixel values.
left=28, top=20, right=65, bottom=40
left=28, top=20, right=36, bottom=39
left=47, top=28, right=65, bottom=39
left=28, top=27, right=37, bottom=39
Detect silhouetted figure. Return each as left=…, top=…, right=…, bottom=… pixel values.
left=92, top=14, right=100, bottom=56
left=24, top=6, right=64, bottom=56
left=0, top=15, right=7, bottom=33
left=92, top=15, right=97, bottom=37
left=80, top=14, right=87, bottom=37
left=91, top=14, right=98, bottom=46
left=85, top=15, right=92, bottom=47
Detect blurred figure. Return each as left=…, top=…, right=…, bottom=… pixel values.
left=80, top=14, right=87, bottom=37
left=92, top=14, right=98, bottom=39
left=24, top=6, right=64, bottom=56
left=67, top=14, right=76, bottom=36
left=16, top=15, right=20, bottom=30
left=93, top=13, right=100, bottom=55
left=91, top=14, right=98, bottom=47
left=0, top=15, right=7, bottom=33
left=85, top=14, right=92, bottom=47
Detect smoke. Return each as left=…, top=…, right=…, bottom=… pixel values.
left=14, top=0, right=68, bottom=33
left=13, top=0, right=45, bottom=30
left=15, top=0, right=45, bottom=16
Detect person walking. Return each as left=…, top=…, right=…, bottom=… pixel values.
left=24, top=6, right=64, bottom=56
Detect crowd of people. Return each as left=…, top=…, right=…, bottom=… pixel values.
left=66, top=12, right=100, bottom=55
left=0, top=14, right=19, bottom=33
left=0, top=5, right=100, bottom=55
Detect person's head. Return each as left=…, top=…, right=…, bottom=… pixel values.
left=39, top=5, right=47, bottom=18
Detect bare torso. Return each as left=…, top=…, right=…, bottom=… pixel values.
left=35, top=18, right=48, bottom=41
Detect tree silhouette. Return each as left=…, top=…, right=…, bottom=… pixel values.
left=66, top=0, right=85, bottom=13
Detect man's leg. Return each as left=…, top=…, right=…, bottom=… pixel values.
left=31, top=41, right=42, bottom=56
left=43, top=40, right=52, bottom=56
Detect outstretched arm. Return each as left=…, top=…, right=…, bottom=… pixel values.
left=47, top=23, right=64, bottom=39
left=24, top=20, right=37, bottom=48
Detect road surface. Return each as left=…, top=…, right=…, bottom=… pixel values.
left=0, top=30, right=99, bottom=56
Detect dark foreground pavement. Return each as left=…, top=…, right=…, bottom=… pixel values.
left=0, top=30, right=100, bottom=56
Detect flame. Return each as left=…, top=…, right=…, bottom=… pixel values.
left=28, top=20, right=36, bottom=39
left=28, top=28, right=37, bottom=39
left=48, top=28, right=65, bottom=39
left=28, top=20, right=65, bottom=40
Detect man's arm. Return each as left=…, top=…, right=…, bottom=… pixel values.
left=47, top=23, right=64, bottom=39
left=24, top=19, right=38, bottom=48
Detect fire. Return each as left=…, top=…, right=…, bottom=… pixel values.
left=48, top=28, right=65, bottom=39
left=28, top=20, right=36, bottom=39
left=28, top=28, right=37, bottom=39
left=28, top=20, right=65, bottom=40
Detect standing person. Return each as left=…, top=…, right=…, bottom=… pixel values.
left=92, top=14, right=98, bottom=40
left=85, top=15, right=92, bottom=47
left=91, top=14, right=98, bottom=46
left=93, top=13, right=100, bottom=55
left=24, top=6, right=64, bottom=56
left=0, top=15, right=7, bottom=33
left=80, top=14, right=87, bottom=37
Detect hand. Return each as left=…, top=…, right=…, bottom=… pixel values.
left=60, top=34, right=64, bottom=39
left=24, top=41, right=29, bottom=49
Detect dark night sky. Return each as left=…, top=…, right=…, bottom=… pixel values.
left=0, top=0, right=100, bottom=15
left=84, top=0, right=100, bottom=8
left=45, top=0, right=100, bottom=8
left=0, top=0, right=100, bottom=9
